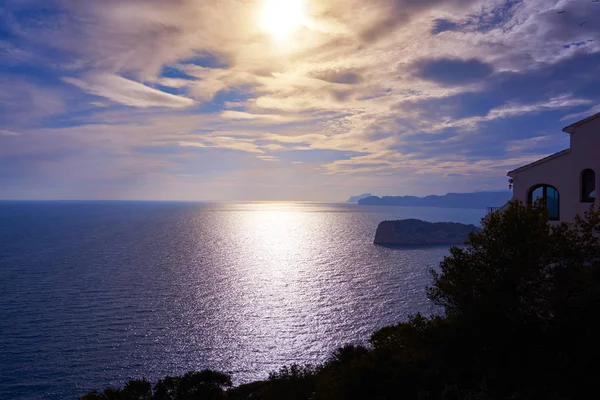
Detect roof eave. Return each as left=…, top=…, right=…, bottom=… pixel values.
left=506, top=149, right=571, bottom=176
left=561, top=111, right=600, bottom=134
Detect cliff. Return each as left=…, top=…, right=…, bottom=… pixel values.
left=347, top=193, right=373, bottom=203
left=374, top=219, right=479, bottom=246
left=359, top=191, right=511, bottom=209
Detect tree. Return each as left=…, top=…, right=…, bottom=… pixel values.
left=153, top=375, right=180, bottom=400
left=175, top=370, right=231, bottom=400
left=425, top=201, right=600, bottom=398
left=79, top=387, right=121, bottom=400
left=122, top=379, right=152, bottom=400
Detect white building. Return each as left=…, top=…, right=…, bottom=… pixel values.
left=507, top=112, right=599, bottom=222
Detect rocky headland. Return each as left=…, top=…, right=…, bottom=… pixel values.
left=374, top=219, right=479, bottom=246
left=346, top=193, right=373, bottom=203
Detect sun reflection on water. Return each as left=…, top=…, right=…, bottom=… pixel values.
left=177, top=202, right=464, bottom=383
left=1, top=201, right=487, bottom=397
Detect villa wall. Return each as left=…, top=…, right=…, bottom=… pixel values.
left=511, top=117, right=600, bottom=223
left=569, top=118, right=600, bottom=219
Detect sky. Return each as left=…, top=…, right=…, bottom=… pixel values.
left=1, top=0, right=600, bottom=201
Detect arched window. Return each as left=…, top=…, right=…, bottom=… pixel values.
left=581, top=169, right=596, bottom=203
left=528, top=184, right=560, bottom=221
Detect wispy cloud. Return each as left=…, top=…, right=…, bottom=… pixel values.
left=440, top=95, right=595, bottom=132
left=257, top=155, right=280, bottom=162
left=560, top=104, right=600, bottom=123
left=0, top=129, right=21, bottom=136
left=63, top=73, right=195, bottom=108
left=505, top=133, right=569, bottom=153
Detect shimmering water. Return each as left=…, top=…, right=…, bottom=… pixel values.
left=0, top=201, right=484, bottom=399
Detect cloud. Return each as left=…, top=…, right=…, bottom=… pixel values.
left=560, top=104, right=600, bottom=123
left=447, top=95, right=594, bottom=131
left=393, top=94, right=593, bottom=137
left=312, top=69, right=363, bottom=84
left=432, top=19, right=459, bottom=34
left=0, top=76, right=66, bottom=127
left=156, top=77, right=197, bottom=89
left=414, top=58, right=493, bottom=86
left=505, top=134, right=568, bottom=153
left=0, top=40, right=33, bottom=65
left=179, top=142, right=206, bottom=149
left=179, top=134, right=265, bottom=154
left=257, top=155, right=280, bottom=162
left=220, top=110, right=301, bottom=124
left=349, top=0, right=480, bottom=43
left=0, top=129, right=21, bottom=136
left=62, top=72, right=195, bottom=108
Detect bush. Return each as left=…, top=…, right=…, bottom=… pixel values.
left=426, top=202, right=600, bottom=397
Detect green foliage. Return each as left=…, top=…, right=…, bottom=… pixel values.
left=79, top=387, right=123, bottom=400
left=79, top=390, right=104, bottom=400
left=122, top=379, right=152, bottom=400
left=81, top=371, right=231, bottom=400
left=426, top=201, right=600, bottom=397
left=176, top=370, right=231, bottom=400
left=81, top=202, right=600, bottom=400
left=153, top=376, right=179, bottom=400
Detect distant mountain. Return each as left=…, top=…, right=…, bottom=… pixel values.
left=358, top=191, right=512, bottom=209
left=346, top=193, right=373, bottom=203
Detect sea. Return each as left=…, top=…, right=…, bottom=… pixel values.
left=0, top=201, right=485, bottom=399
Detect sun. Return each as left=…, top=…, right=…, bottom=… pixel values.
left=259, top=0, right=307, bottom=40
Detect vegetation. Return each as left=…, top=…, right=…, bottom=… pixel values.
left=81, top=202, right=600, bottom=399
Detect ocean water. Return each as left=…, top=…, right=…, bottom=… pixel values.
left=0, top=201, right=485, bottom=399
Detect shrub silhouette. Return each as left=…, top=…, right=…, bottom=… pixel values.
left=81, top=202, right=600, bottom=399
left=152, top=370, right=231, bottom=400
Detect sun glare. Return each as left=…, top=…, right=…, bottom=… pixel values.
left=259, top=0, right=306, bottom=40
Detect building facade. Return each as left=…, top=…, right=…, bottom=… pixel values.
left=507, top=113, right=600, bottom=222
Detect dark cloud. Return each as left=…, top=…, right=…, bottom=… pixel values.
left=489, top=52, right=600, bottom=103
left=414, top=58, right=493, bottom=86
left=334, top=0, right=481, bottom=43
left=329, top=89, right=353, bottom=102
left=432, top=0, right=599, bottom=40
left=360, top=12, right=404, bottom=43
left=313, top=69, right=363, bottom=84
left=403, top=52, right=600, bottom=124
left=431, top=0, right=522, bottom=35
left=179, top=51, right=230, bottom=69
left=389, top=50, right=600, bottom=171
left=461, top=0, right=522, bottom=33
left=399, top=91, right=500, bottom=121
left=431, top=19, right=458, bottom=34
left=160, top=66, right=198, bottom=81
left=533, top=3, right=600, bottom=43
